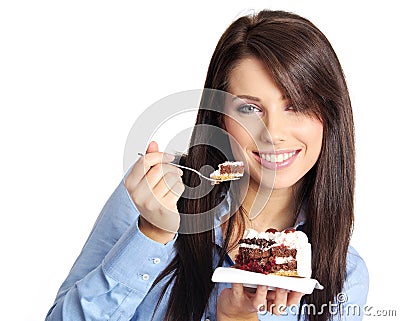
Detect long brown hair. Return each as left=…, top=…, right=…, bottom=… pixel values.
left=153, top=10, right=355, bottom=321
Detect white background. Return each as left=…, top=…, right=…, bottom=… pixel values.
left=1, top=1, right=399, bottom=320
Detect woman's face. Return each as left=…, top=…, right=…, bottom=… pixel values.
left=224, top=57, right=323, bottom=190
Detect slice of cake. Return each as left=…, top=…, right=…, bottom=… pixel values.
left=234, top=228, right=311, bottom=278
left=210, top=161, right=244, bottom=180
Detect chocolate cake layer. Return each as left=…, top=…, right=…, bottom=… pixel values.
left=271, top=247, right=297, bottom=257
left=238, top=237, right=275, bottom=248
left=220, top=163, right=244, bottom=175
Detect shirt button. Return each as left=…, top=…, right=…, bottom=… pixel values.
left=142, top=273, right=150, bottom=281
left=205, top=318, right=211, bottom=321
left=153, top=258, right=161, bottom=264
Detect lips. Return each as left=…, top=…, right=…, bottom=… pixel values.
left=253, top=150, right=300, bottom=170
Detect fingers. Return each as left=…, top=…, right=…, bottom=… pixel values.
left=271, top=288, right=288, bottom=315
left=146, top=140, right=159, bottom=153
left=266, top=289, right=276, bottom=302
left=231, top=283, right=244, bottom=298
left=141, top=164, right=184, bottom=200
left=161, top=176, right=185, bottom=200
left=145, top=163, right=183, bottom=188
left=217, top=284, right=302, bottom=319
left=134, top=170, right=184, bottom=212
left=286, top=291, right=304, bottom=306
left=121, top=141, right=186, bottom=240
left=265, top=288, right=304, bottom=316
left=152, top=172, right=185, bottom=212
left=125, top=150, right=175, bottom=190
left=233, top=284, right=268, bottom=313
left=254, top=285, right=268, bottom=314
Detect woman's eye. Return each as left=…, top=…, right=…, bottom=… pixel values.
left=285, top=105, right=297, bottom=112
left=237, top=103, right=262, bottom=114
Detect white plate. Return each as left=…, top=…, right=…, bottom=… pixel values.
left=212, top=267, right=323, bottom=294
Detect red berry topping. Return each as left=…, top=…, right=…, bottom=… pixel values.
left=266, top=228, right=278, bottom=233
left=284, top=228, right=296, bottom=233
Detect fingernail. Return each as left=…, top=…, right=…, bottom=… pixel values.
left=177, top=169, right=183, bottom=176
left=279, top=288, right=287, bottom=293
left=260, top=285, right=267, bottom=291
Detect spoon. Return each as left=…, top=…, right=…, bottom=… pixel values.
left=137, top=153, right=240, bottom=184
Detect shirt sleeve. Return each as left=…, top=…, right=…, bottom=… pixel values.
left=45, top=177, right=177, bottom=321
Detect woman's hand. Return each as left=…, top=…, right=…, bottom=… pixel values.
left=124, top=141, right=185, bottom=244
left=217, top=283, right=304, bottom=320
left=217, top=284, right=267, bottom=321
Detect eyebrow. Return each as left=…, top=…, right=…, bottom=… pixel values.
left=232, top=95, right=261, bottom=102
left=232, top=94, right=289, bottom=102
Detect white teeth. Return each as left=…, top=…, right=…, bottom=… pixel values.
left=259, top=151, right=296, bottom=163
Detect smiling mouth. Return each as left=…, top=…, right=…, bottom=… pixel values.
left=257, top=151, right=298, bottom=163
left=253, top=150, right=300, bottom=169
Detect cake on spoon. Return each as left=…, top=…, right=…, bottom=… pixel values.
left=210, top=161, right=244, bottom=181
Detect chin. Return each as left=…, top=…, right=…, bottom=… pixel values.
left=272, top=176, right=304, bottom=191
left=271, top=184, right=295, bottom=191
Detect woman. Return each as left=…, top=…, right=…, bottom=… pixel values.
left=46, top=9, right=368, bottom=321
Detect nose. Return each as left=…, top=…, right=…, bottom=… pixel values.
left=260, top=113, right=286, bottom=145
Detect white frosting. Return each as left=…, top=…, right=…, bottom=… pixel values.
left=242, top=229, right=308, bottom=248
left=275, top=256, right=294, bottom=264
left=275, top=230, right=309, bottom=248
left=238, top=244, right=263, bottom=249
left=219, top=161, right=244, bottom=167
left=243, top=228, right=259, bottom=239
left=210, top=171, right=243, bottom=178
left=258, top=231, right=279, bottom=242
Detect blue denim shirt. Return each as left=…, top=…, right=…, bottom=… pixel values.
left=46, top=178, right=369, bottom=321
